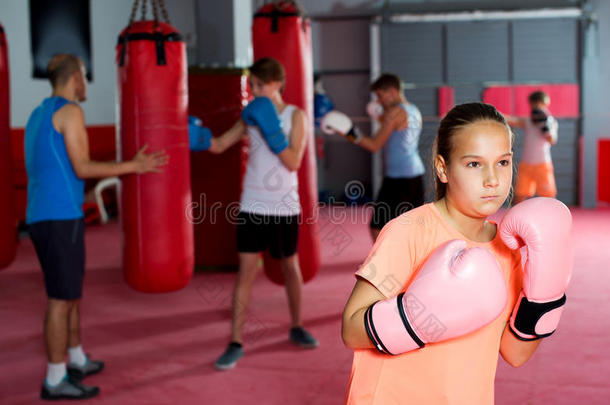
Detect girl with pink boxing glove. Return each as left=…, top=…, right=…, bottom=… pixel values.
left=341, top=102, right=572, bottom=404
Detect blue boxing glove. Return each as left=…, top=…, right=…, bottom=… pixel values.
left=188, top=116, right=212, bottom=151
left=241, top=97, right=289, bottom=154
left=314, top=93, right=334, bottom=128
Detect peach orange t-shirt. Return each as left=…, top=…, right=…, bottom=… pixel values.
left=345, top=203, right=523, bottom=405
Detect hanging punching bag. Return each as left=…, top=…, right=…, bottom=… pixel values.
left=0, top=23, right=17, bottom=270
left=116, top=6, right=193, bottom=292
left=252, top=2, right=320, bottom=284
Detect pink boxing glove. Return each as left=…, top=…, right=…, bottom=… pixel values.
left=364, top=240, right=507, bottom=355
left=499, top=197, right=573, bottom=341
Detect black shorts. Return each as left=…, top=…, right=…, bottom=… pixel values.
left=370, top=176, right=424, bottom=230
left=29, top=218, right=86, bottom=300
left=236, top=212, right=299, bottom=259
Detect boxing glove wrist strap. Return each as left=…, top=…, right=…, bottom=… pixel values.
left=346, top=126, right=362, bottom=144
left=364, top=304, right=392, bottom=354
left=510, top=293, right=567, bottom=341
left=364, top=292, right=425, bottom=355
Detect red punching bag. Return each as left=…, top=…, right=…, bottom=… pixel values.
left=252, top=2, right=320, bottom=284
left=116, top=7, right=193, bottom=292
left=188, top=68, right=250, bottom=268
left=0, top=23, right=17, bottom=270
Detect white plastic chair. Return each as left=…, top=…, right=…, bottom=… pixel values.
left=94, top=176, right=120, bottom=224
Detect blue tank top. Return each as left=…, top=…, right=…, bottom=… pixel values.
left=384, top=103, right=425, bottom=179
left=25, top=97, right=84, bottom=224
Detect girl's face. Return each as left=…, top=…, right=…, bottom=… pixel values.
left=437, top=120, right=513, bottom=218
left=249, top=75, right=282, bottom=98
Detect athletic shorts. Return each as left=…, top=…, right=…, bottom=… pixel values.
left=515, top=162, right=557, bottom=198
left=29, top=218, right=86, bottom=300
left=236, top=212, right=299, bottom=259
left=370, top=176, right=424, bottom=230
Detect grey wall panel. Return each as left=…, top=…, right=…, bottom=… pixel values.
left=447, top=21, right=510, bottom=83
left=553, top=119, right=579, bottom=205
left=454, top=85, right=484, bottom=104
left=322, top=73, right=372, bottom=118
left=196, top=1, right=234, bottom=65
left=321, top=140, right=372, bottom=200
left=418, top=120, right=440, bottom=202
left=381, top=23, right=444, bottom=85
left=312, top=18, right=373, bottom=200
left=512, top=18, right=579, bottom=83
left=581, top=0, right=610, bottom=207
left=404, top=87, right=437, bottom=117
left=312, top=19, right=371, bottom=72
left=512, top=127, right=525, bottom=163
left=254, top=0, right=585, bottom=18
left=317, top=74, right=372, bottom=198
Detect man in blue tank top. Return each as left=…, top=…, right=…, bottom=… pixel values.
left=25, top=54, right=168, bottom=400
left=321, top=73, right=425, bottom=242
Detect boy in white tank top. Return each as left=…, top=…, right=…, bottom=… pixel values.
left=198, top=57, right=319, bottom=370
left=506, top=91, right=558, bottom=204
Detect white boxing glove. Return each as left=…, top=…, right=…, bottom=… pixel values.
left=366, top=101, right=383, bottom=121
left=320, top=110, right=362, bottom=143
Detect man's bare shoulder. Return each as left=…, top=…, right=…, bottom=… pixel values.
left=57, top=102, right=83, bottom=117
left=53, top=102, right=84, bottom=134
left=55, top=102, right=84, bottom=124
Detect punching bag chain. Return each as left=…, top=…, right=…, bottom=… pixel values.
left=157, top=0, right=171, bottom=23
left=152, top=0, right=161, bottom=26
left=128, top=0, right=141, bottom=26
left=128, top=0, right=171, bottom=26
left=150, top=0, right=171, bottom=26
left=140, top=0, right=147, bottom=21
left=272, top=0, right=306, bottom=17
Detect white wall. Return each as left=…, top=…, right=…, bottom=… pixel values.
left=0, top=0, right=196, bottom=127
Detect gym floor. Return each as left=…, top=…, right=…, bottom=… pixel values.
left=1, top=205, right=608, bottom=404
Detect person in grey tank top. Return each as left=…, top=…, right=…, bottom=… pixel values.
left=321, top=73, right=425, bottom=242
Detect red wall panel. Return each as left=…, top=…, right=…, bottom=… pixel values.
left=598, top=139, right=610, bottom=203
left=482, top=86, right=514, bottom=116
left=514, top=84, right=579, bottom=118
left=438, top=86, right=455, bottom=117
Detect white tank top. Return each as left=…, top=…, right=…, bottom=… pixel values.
left=520, top=116, right=557, bottom=164
left=240, top=104, right=300, bottom=216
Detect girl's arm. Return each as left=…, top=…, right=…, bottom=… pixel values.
left=276, top=108, right=308, bottom=171
left=341, top=279, right=386, bottom=349
left=499, top=324, right=542, bottom=367
left=208, top=119, right=247, bottom=154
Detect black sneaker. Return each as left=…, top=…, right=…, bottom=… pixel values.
left=68, top=356, right=105, bottom=380
left=289, top=327, right=319, bottom=349
left=40, top=376, right=99, bottom=400
left=214, top=342, right=244, bottom=371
